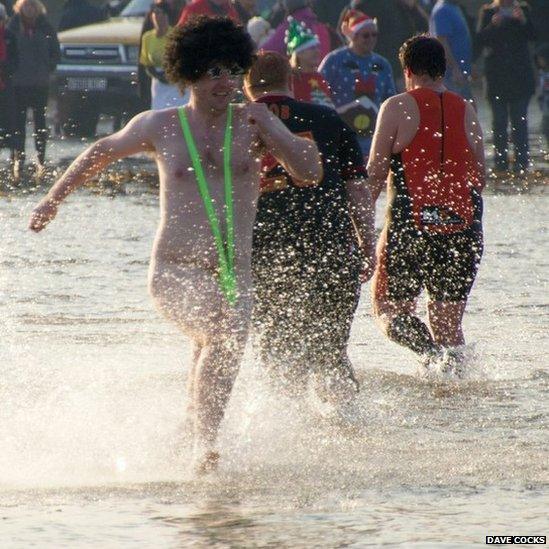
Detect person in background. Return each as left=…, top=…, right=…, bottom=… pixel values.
left=0, top=3, right=17, bottom=153
left=261, top=0, right=331, bottom=60
left=8, top=0, right=59, bottom=180
left=246, top=51, right=375, bottom=407
left=319, top=9, right=395, bottom=160
left=476, top=0, right=536, bottom=176
left=337, top=0, right=429, bottom=85
left=367, top=35, right=485, bottom=378
left=177, top=0, right=241, bottom=26
left=138, top=0, right=180, bottom=116
left=58, top=0, right=106, bottom=32
left=534, top=44, right=549, bottom=148
left=429, top=0, right=473, bottom=100
left=528, top=0, right=548, bottom=46
left=286, top=17, right=333, bottom=107
left=140, top=2, right=188, bottom=109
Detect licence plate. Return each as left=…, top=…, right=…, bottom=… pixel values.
left=66, top=77, right=107, bottom=91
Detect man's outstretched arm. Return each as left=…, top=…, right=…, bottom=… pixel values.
left=247, top=102, right=323, bottom=185
left=29, top=111, right=155, bottom=232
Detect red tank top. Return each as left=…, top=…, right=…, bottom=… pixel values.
left=400, top=88, right=482, bottom=234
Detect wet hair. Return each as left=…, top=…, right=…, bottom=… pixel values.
left=399, top=34, right=446, bottom=80
left=244, top=51, right=292, bottom=93
left=164, top=16, right=256, bottom=85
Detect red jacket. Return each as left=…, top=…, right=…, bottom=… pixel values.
left=178, top=0, right=241, bottom=26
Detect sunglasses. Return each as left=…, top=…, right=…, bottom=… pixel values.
left=358, top=31, right=378, bottom=38
left=206, top=65, right=246, bottom=79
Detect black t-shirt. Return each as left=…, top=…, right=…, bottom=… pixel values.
left=253, top=95, right=366, bottom=265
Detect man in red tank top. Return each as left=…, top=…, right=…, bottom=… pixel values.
left=367, top=35, right=485, bottom=377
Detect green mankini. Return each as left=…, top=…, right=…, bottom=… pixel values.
left=177, top=105, right=237, bottom=306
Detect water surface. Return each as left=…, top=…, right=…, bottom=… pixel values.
left=0, top=183, right=547, bottom=546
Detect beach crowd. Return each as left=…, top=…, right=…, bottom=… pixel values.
left=0, top=0, right=548, bottom=178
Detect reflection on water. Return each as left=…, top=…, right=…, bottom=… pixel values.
left=0, top=188, right=547, bottom=546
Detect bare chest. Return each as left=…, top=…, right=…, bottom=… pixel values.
left=158, top=127, right=257, bottom=180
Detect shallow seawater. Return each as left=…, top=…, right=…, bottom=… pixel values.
left=0, top=183, right=547, bottom=546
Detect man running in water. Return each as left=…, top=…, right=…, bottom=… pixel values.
left=245, top=52, right=376, bottom=405
left=29, top=16, right=322, bottom=472
left=367, top=35, right=485, bottom=377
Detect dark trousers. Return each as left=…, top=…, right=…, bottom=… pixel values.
left=12, top=86, right=49, bottom=164
left=489, top=95, right=531, bottom=172
left=0, top=86, right=15, bottom=150
left=252, top=242, right=361, bottom=398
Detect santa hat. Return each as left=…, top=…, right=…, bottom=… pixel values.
left=285, top=17, right=320, bottom=56
left=340, top=9, right=377, bottom=39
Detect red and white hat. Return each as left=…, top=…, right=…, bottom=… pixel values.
left=340, top=9, right=377, bottom=39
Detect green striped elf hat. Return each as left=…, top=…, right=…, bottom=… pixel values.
left=285, top=17, right=320, bottom=56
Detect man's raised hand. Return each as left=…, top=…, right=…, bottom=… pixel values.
left=247, top=102, right=276, bottom=133
left=29, top=199, right=58, bottom=232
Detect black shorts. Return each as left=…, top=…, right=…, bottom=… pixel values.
left=374, top=223, right=483, bottom=302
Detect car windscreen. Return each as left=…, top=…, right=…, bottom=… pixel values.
left=120, top=0, right=153, bottom=17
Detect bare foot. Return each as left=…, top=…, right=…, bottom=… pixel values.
left=195, top=450, right=220, bottom=476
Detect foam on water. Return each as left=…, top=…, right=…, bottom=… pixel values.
left=0, top=336, right=546, bottom=492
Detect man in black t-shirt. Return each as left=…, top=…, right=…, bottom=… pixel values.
left=244, top=52, right=376, bottom=406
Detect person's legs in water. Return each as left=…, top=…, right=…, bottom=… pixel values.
left=374, top=298, right=440, bottom=359
left=149, top=260, right=251, bottom=472
left=0, top=86, right=15, bottom=152
left=252, top=243, right=311, bottom=396
left=489, top=95, right=510, bottom=173
left=192, top=318, right=248, bottom=472
left=182, top=341, right=204, bottom=437
left=32, top=91, right=49, bottom=167
left=427, top=300, right=466, bottom=346
left=372, top=227, right=440, bottom=363
left=256, top=287, right=311, bottom=396
left=11, top=87, right=30, bottom=179
left=309, top=261, right=361, bottom=406
left=422, top=230, right=483, bottom=374
left=509, top=95, right=530, bottom=174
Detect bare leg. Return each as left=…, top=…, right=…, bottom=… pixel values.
left=373, top=296, right=439, bottom=356
left=371, top=236, right=437, bottom=358
left=427, top=300, right=467, bottom=347
left=373, top=296, right=416, bottom=331
left=193, top=327, right=247, bottom=449
left=149, top=260, right=250, bottom=471
left=183, top=341, right=203, bottom=437
left=427, top=300, right=468, bottom=377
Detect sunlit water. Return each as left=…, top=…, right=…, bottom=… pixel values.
left=0, top=176, right=546, bottom=547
